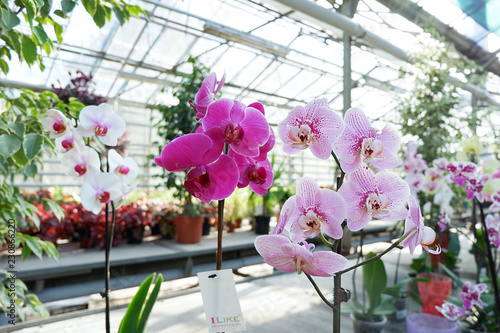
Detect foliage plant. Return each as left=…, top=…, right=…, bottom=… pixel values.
left=155, top=56, right=212, bottom=214
left=0, top=0, right=145, bottom=323
left=52, top=70, right=108, bottom=107
left=397, top=31, right=485, bottom=164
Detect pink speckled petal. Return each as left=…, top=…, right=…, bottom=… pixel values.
left=295, top=177, right=319, bottom=212
left=311, top=251, right=349, bottom=276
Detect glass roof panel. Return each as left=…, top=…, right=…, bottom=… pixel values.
left=143, top=29, right=197, bottom=68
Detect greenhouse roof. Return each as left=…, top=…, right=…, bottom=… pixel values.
left=2, top=0, right=500, bottom=124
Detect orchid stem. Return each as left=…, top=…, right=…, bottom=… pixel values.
left=216, top=199, right=224, bottom=270
left=477, top=200, right=500, bottom=333
left=319, top=232, right=334, bottom=249
left=304, top=273, right=336, bottom=309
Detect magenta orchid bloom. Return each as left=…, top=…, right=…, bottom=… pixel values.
left=108, top=149, right=138, bottom=183
left=465, top=173, right=490, bottom=202
left=333, top=108, right=400, bottom=173
left=401, top=195, right=440, bottom=255
left=80, top=172, right=123, bottom=214
left=338, top=165, right=410, bottom=231
left=78, top=103, right=126, bottom=146
left=154, top=130, right=239, bottom=203
left=461, top=282, right=487, bottom=309
left=274, top=177, right=346, bottom=243
left=202, top=98, right=270, bottom=158
left=254, top=235, right=348, bottom=277
left=446, top=161, right=476, bottom=186
left=435, top=302, right=467, bottom=321
left=41, top=109, right=73, bottom=138
left=278, top=98, right=344, bottom=160
left=229, top=149, right=273, bottom=195
left=490, top=192, right=500, bottom=213
left=61, top=146, right=100, bottom=178
left=192, top=72, right=226, bottom=119
left=486, top=213, right=500, bottom=248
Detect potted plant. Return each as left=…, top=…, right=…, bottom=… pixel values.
left=172, top=195, right=205, bottom=244
left=345, top=252, right=396, bottom=332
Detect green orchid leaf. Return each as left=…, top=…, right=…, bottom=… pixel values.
left=118, top=274, right=154, bottom=333
left=136, top=273, right=163, bottom=332
left=362, top=252, right=387, bottom=318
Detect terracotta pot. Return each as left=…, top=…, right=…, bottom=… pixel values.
left=431, top=232, right=449, bottom=268
left=417, top=273, right=452, bottom=316
left=174, top=215, right=204, bottom=244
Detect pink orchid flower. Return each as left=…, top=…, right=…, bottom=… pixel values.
left=274, top=177, right=346, bottom=243
left=61, top=146, right=100, bottom=178
left=80, top=172, right=123, bottom=214
left=465, top=173, right=490, bottom=202
left=461, top=282, right=487, bottom=309
left=437, top=211, right=450, bottom=232
left=278, top=98, right=344, bottom=160
left=78, top=103, right=126, bottom=146
left=486, top=213, right=500, bottom=248
left=154, top=129, right=239, bottom=203
left=192, top=72, right=226, bottom=119
left=228, top=148, right=274, bottom=195
left=333, top=108, right=401, bottom=173
left=405, top=172, right=426, bottom=197
left=435, top=302, right=467, bottom=321
left=108, top=149, right=138, bottom=183
left=254, top=235, right=348, bottom=277
left=338, top=165, right=410, bottom=231
left=202, top=98, right=270, bottom=158
left=490, top=192, right=500, bottom=213
left=41, top=109, right=73, bottom=138
left=401, top=195, right=440, bottom=255
left=403, top=142, right=427, bottom=173
left=446, top=161, right=476, bottom=186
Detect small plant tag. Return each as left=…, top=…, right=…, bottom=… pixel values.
left=198, top=269, right=246, bottom=332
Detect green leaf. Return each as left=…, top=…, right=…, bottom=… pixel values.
left=23, top=133, right=43, bottom=161
left=125, top=4, right=147, bottom=18
left=136, top=274, right=163, bottom=333
left=118, top=274, right=155, bottom=333
left=21, top=35, right=38, bottom=66
left=25, top=162, right=37, bottom=177
left=12, top=146, right=29, bottom=166
left=438, top=263, right=462, bottom=288
left=53, top=9, right=66, bottom=18
left=20, top=0, right=37, bottom=23
left=82, top=0, right=97, bottom=15
left=53, top=21, right=63, bottom=44
left=0, top=58, right=9, bottom=74
left=8, top=122, right=25, bottom=138
left=362, top=252, right=387, bottom=318
left=25, top=237, right=43, bottom=259
left=0, top=134, right=22, bottom=158
left=93, top=4, right=106, bottom=28
left=61, top=0, right=76, bottom=14
left=112, top=5, right=125, bottom=25
left=6, top=30, right=22, bottom=59
left=40, top=0, right=52, bottom=18
left=43, top=198, right=65, bottom=222
left=21, top=245, right=32, bottom=261
left=42, top=241, right=59, bottom=261
left=33, top=26, right=49, bottom=46
left=1, top=8, right=21, bottom=30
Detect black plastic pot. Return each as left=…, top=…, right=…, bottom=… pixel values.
left=255, top=215, right=271, bottom=235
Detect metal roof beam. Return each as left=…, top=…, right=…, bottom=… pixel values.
left=374, top=0, right=500, bottom=78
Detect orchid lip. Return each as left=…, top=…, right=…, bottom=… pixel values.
left=75, top=164, right=87, bottom=176
left=99, top=191, right=111, bottom=203
left=95, top=124, right=109, bottom=136
left=53, top=122, right=67, bottom=134
left=118, top=165, right=130, bottom=175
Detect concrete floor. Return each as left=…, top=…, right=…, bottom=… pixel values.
left=4, top=231, right=479, bottom=333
